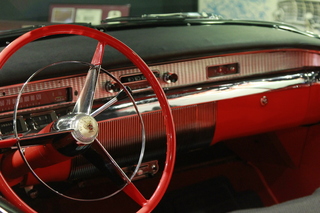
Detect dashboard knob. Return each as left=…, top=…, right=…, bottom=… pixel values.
left=163, top=72, right=178, bottom=83
left=105, top=81, right=120, bottom=93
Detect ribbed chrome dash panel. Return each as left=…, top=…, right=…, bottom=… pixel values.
left=0, top=49, right=319, bottom=117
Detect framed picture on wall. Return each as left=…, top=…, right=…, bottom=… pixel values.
left=51, top=7, right=75, bottom=23
left=75, top=8, right=103, bottom=24
left=49, top=4, right=131, bottom=25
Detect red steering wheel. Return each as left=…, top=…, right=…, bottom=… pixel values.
left=0, top=24, right=176, bottom=213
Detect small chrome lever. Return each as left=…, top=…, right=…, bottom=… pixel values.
left=90, top=87, right=132, bottom=117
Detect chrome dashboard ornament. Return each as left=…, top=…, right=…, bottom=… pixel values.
left=260, top=96, right=268, bottom=106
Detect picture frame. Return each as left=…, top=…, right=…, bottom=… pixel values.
left=49, top=4, right=130, bottom=24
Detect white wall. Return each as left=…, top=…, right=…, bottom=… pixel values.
left=198, top=0, right=320, bottom=34
left=198, top=0, right=278, bottom=21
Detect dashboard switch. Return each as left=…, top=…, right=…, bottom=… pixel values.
left=163, top=72, right=178, bottom=83
left=105, top=81, right=120, bottom=93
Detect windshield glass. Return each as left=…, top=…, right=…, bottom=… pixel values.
left=0, top=0, right=319, bottom=34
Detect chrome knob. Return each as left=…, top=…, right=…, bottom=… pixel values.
left=163, top=72, right=178, bottom=83
left=105, top=81, right=120, bottom=93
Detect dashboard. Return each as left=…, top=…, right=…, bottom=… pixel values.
left=0, top=48, right=319, bottom=171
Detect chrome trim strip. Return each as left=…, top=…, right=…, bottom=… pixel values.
left=168, top=73, right=308, bottom=107
left=96, top=72, right=312, bottom=120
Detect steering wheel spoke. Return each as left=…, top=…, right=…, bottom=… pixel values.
left=91, top=42, right=106, bottom=66
left=90, top=139, right=149, bottom=208
left=72, top=65, right=101, bottom=115
left=81, top=139, right=130, bottom=188
left=72, top=42, right=106, bottom=115
left=123, top=182, right=148, bottom=207
left=17, top=131, right=71, bottom=147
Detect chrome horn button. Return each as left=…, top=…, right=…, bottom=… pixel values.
left=54, top=114, right=99, bottom=145
left=71, top=114, right=99, bottom=144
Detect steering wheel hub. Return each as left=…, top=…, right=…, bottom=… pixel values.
left=54, top=113, right=99, bottom=144
left=71, top=114, right=99, bottom=144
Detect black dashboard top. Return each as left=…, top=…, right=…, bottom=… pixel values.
left=1, top=22, right=320, bottom=86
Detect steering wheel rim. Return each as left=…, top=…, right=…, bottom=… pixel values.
left=0, top=24, right=176, bottom=213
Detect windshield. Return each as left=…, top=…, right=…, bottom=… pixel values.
left=0, top=0, right=319, bottom=34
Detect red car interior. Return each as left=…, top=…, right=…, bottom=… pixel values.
left=1, top=16, right=320, bottom=212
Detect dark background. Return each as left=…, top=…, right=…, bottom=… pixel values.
left=0, top=0, right=198, bottom=21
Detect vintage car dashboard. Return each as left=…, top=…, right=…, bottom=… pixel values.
left=1, top=22, right=320, bottom=183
